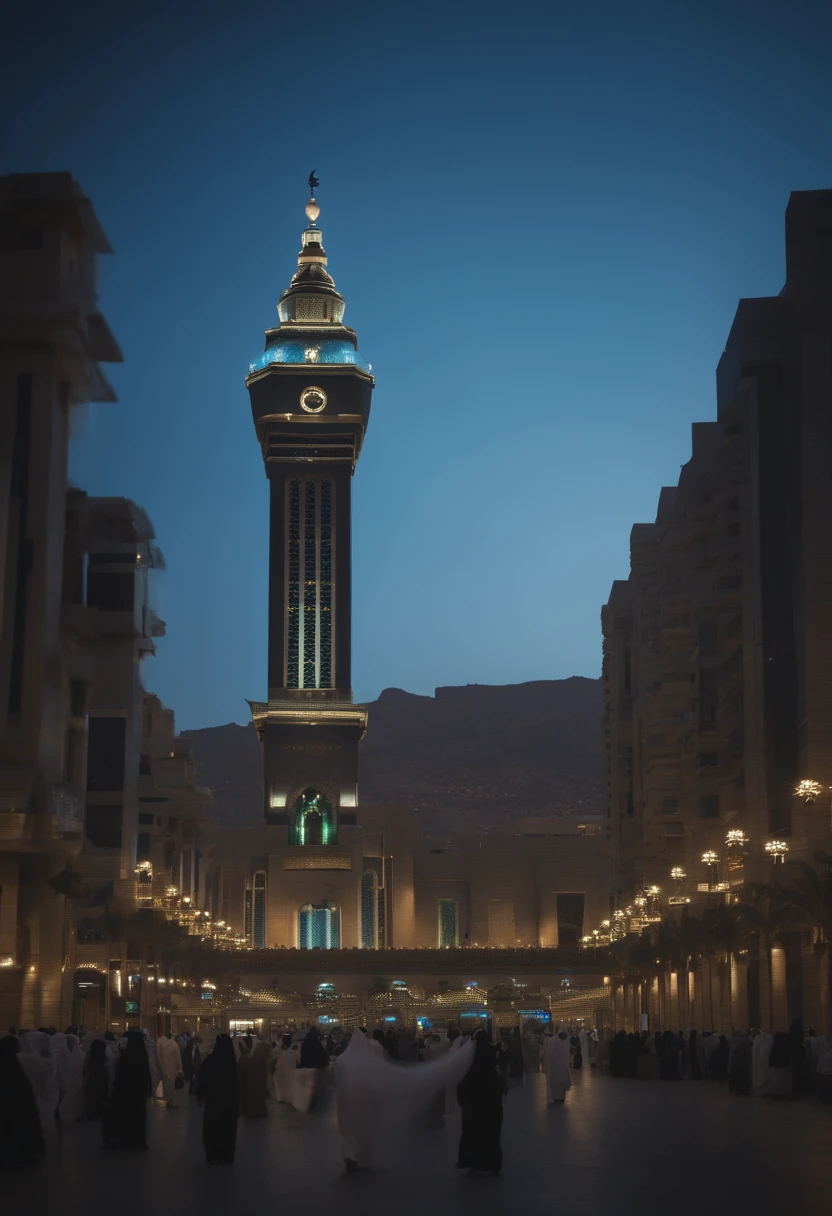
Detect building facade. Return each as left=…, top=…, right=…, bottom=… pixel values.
left=603, top=189, right=832, bottom=907
left=0, top=175, right=122, bottom=1026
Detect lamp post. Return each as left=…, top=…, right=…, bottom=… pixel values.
left=725, top=829, right=748, bottom=872
left=701, top=851, right=719, bottom=896
left=765, top=839, right=789, bottom=866
left=671, top=867, right=686, bottom=899
left=794, top=779, right=831, bottom=828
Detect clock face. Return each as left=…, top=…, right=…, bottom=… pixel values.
left=300, top=386, right=327, bottom=414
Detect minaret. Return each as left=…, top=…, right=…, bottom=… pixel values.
left=247, top=181, right=374, bottom=835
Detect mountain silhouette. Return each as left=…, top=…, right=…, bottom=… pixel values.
left=182, top=676, right=603, bottom=830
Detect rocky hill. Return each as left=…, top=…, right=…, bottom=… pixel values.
left=182, top=677, right=603, bottom=830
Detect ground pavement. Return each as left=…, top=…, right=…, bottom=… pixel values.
left=5, top=1065, right=830, bottom=1216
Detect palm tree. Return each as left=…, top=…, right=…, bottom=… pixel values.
left=698, top=903, right=746, bottom=1031
left=780, top=857, right=832, bottom=1035
left=735, top=883, right=797, bottom=1032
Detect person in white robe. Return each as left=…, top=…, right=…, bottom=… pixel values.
left=18, top=1031, right=59, bottom=1143
left=333, top=1026, right=474, bottom=1172
left=751, top=1030, right=774, bottom=1096
left=157, top=1032, right=182, bottom=1108
left=271, top=1034, right=299, bottom=1102
left=49, top=1031, right=85, bottom=1121
left=543, top=1031, right=572, bottom=1102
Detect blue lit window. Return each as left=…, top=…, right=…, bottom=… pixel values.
left=253, top=871, right=266, bottom=948
left=286, top=479, right=334, bottom=689
left=438, top=899, right=458, bottom=948
left=249, top=338, right=369, bottom=375
left=289, top=788, right=337, bottom=846
left=361, top=870, right=378, bottom=948
left=299, top=903, right=341, bottom=949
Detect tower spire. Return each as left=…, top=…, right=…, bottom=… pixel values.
left=306, top=170, right=321, bottom=226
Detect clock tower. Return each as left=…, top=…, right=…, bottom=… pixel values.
left=247, top=185, right=374, bottom=839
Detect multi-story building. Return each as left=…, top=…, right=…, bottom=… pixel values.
left=0, top=174, right=122, bottom=1027
left=603, top=188, right=832, bottom=907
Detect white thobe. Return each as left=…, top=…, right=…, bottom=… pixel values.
left=543, top=1033, right=572, bottom=1101
left=157, top=1035, right=182, bottom=1104
left=751, top=1032, right=774, bottom=1095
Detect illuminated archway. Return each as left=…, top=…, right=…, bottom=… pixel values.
left=289, top=788, right=336, bottom=846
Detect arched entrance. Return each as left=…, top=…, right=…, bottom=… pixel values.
left=289, top=788, right=336, bottom=846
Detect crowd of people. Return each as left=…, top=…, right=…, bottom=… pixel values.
left=602, top=1021, right=832, bottom=1099
left=1, top=1016, right=828, bottom=1177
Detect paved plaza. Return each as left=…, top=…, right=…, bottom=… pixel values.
left=6, top=1068, right=831, bottom=1216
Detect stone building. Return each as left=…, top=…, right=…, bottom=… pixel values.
left=0, top=173, right=203, bottom=1030
left=0, top=174, right=122, bottom=1027
left=603, top=189, right=832, bottom=907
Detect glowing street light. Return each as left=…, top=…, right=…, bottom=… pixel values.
left=794, top=779, right=824, bottom=804
left=701, top=851, right=720, bottom=891
left=765, top=839, right=789, bottom=865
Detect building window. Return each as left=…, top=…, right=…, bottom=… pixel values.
left=361, top=870, right=378, bottom=949
left=139, top=755, right=151, bottom=776
left=699, top=794, right=720, bottom=819
left=136, top=832, right=151, bottom=858
left=70, top=680, right=88, bottom=717
left=289, top=788, right=336, bottom=846
left=556, top=894, right=585, bottom=946
left=699, top=753, right=719, bottom=767
left=252, top=871, right=267, bottom=948
left=286, top=478, right=334, bottom=689
left=85, top=805, right=123, bottom=850
left=86, top=570, right=134, bottom=612
left=299, top=903, right=340, bottom=949
left=438, top=899, right=458, bottom=948
left=87, top=718, right=126, bottom=792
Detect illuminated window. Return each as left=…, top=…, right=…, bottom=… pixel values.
left=289, top=788, right=336, bottom=846
left=253, top=871, right=266, bottom=948
left=299, top=903, right=340, bottom=949
left=286, top=478, right=333, bottom=689
left=438, top=899, right=458, bottom=948
left=361, top=871, right=378, bottom=948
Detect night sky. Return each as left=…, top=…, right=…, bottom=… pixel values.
left=4, top=0, right=831, bottom=728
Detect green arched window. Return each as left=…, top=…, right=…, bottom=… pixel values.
left=289, top=788, right=337, bottom=846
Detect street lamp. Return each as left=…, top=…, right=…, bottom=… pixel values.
left=765, top=839, right=789, bottom=865
left=671, top=866, right=686, bottom=898
left=701, top=851, right=720, bottom=890
left=725, top=829, right=748, bottom=871
left=794, top=779, right=823, bottom=804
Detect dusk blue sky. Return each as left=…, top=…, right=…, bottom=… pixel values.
left=4, top=0, right=831, bottom=728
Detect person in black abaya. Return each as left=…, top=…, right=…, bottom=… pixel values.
left=456, top=1031, right=503, bottom=1176
left=183, top=1035, right=201, bottom=1096
left=299, top=1027, right=329, bottom=1070
left=689, top=1030, right=702, bottom=1080
left=727, top=1033, right=752, bottom=1095
left=709, top=1034, right=730, bottom=1082
left=83, top=1039, right=110, bottom=1120
left=103, top=1031, right=152, bottom=1150
left=507, top=1026, right=524, bottom=1078
left=0, top=1035, right=45, bottom=1170
left=198, top=1035, right=238, bottom=1165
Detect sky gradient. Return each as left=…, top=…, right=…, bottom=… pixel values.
left=4, top=0, right=831, bottom=728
